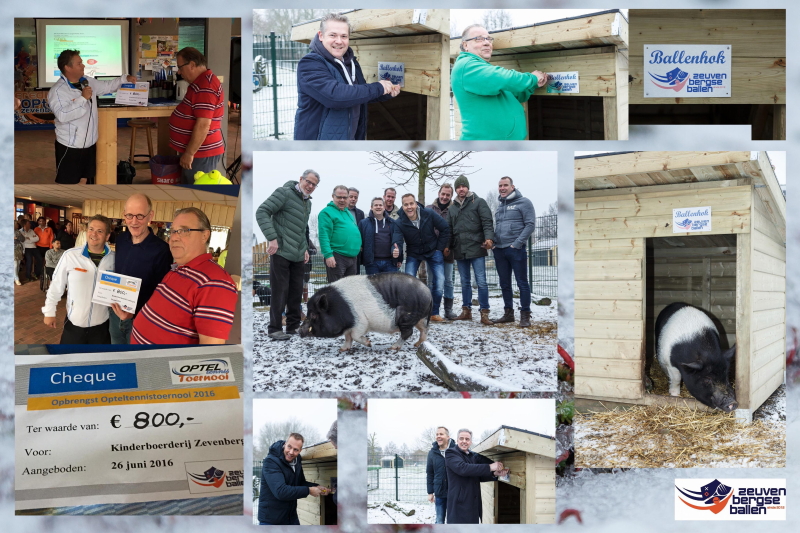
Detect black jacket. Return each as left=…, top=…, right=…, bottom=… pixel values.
left=358, top=212, right=397, bottom=265
left=426, top=438, right=456, bottom=498
left=445, top=445, right=496, bottom=524
left=258, top=440, right=318, bottom=525
left=391, top=202, right=451, bottom=261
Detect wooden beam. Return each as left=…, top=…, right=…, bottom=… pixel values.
left=473, top=427, right=556, bottom=458
left=773, top=104, right=786, bottom=139
left=575, top=151, right=753, bottom=182
left=301, top=441, right=337, bottom=461
left=425, top=34, right=450, bottom=140
left=736, top=231, right=752, bottom=412
left=291, top=9, right=449, bottom=42
left=751, top=151, right=786, bottom=234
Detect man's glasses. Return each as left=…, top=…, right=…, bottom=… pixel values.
left=301, top=178, right=319, bottom=189
left=464, top=36, right=494, bottom=43
left=123, top=213, right=150, bottom=221
left=170, top=228, right=206, bottom=236
left=177, top=62, right=189, bottom=70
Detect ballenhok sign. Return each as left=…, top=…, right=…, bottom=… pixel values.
left=644, top=45, right=731, bottom=98
left=545, top=72, right=579, bottom=94
left=378, top=61, right=404, bottom=87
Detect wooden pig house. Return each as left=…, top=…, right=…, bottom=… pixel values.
left=451, top=10, right=629, bottom=140
left=291, top=9, right=450, bottom=140
left=297, top=441, right=337, bottom=525
left=629, top=10, right=786, bottom=140
left=472, top=426, right=556, bottom=524
left=574, top=151, right=786, bottom=422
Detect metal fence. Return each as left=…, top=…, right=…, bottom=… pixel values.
left=368, top=453, right=429, bottom=503
left=253, top=32, right=308, bottom=140
left=253, top=214, right=557, bottom=307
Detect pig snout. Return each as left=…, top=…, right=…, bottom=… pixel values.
left=712, top=384, right=738, bottom=412
left=298, top=321, right=312, bottom=338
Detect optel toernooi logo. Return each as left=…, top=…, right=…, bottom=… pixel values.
left=675, top=479, right=786, bottom=520
left=169, top=357, right=235, bottom=384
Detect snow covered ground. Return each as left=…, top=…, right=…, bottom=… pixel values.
left=368, top=500, right=436, bottom=525
left=367, top=464, right=428, bottom=504
left=253, top=296, right=557, bottom=392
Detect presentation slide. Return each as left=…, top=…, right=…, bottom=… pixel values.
left=36, top=20, right=130, bottom=87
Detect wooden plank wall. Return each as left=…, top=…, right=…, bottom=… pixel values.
left=527, top=454, right=555, bottom=524
left=481, top=482, right=496, bottom=525
left=748, top=191, right=786, bottom=411
left=351, top=34, right=444, bottom=97
left=648, top=245, right=738, bottom=351
left=629, top=10, right=785, bottom=105
left=574, top=183, right=752, bottom=402
left=83, top=200, right=236, bottom=227
left=297, top=460, right=337, bottom=525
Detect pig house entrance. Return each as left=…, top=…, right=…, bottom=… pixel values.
left=366, top=92, right=427, bottom=140
left=528, top=96, right=605, bottom=140
left=644, top=235, right=738, bottom=400
left=323, top=493, right=337, bottom=525
left=496, top=482, right=521, bottom=524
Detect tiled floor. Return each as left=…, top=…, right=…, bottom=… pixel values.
left=15, top=265, right=67, bottom=345
left=14, top=110, right=241, bottom=184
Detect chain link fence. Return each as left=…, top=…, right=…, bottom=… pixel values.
left=253, top=214, right=557, bottom=307
left=253, top=32, right=308, bottom=140
left=367, top=453, right=429, bottom=503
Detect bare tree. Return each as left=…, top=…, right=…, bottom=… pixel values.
left=368, top=432, right=381, bottom=462
left=384, top=441, right=399, bottom=456
left=538, top=201, right=558, bottom=240
left=484, top=189, right=499, bottom=216
left=482, top=9, right=514, bottom=31
left=478, top=427, right=497, bottom=444
left=415, top=425, right=438, bottom=451
left=253, top=9, right=350, bottom=36
left=450, top=18, right=461, bottom=39
left=369, top=151, right=474, bottom=206
left=254, top=418, right=323, bottom=462
left=544, top=201, right=557, bottom=217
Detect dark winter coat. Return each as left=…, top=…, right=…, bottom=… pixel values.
left=448, top=192, right=496, bottom=260
left=294, top=42, right=390, bottom=140
left=426, top=438, right=456, bottom=498
left=56, top=228, right=75, bottom=250
left=391, top=203, right=451, bottom=261
left=258, top=440, right=318, bottom=525
left=426, top=200, right=455, bottom=263
left=445, top=445, right=496, bottom=524
left=256, top=180, right=312, bottom=263
left=358, top=212, right=397, bottom=265
left=494, top=188, right=536, bottom=249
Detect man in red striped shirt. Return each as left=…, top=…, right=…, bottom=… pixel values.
left=131, top=207, right=238, bottom=344
left=169, top=47, right=225, bottom=184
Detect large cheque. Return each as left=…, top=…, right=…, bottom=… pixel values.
left=115, top=82, right=150, bottom=106
left=15, top=346, right=244, bottom=511
left=91, top=271, right=142, bottom=312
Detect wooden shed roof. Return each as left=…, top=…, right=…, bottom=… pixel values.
left=574, top=151, right=785, bottom=238
left=292, top=9, right=448, bottom=43
left=450, top=9, right=627, bottom=57
left=300, top=441, right=337, bottom=462
left=473, top=426, right=556, bottom=458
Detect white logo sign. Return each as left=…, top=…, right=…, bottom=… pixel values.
left=673, top=206, right=712, bottom=233
left=546, top=72, right=579, bottom=94
left=644, top=45, right=731, bottom=98
left=675, top=479, right=786, bottom=520
left=378, top=62, right=404, bottom=87
left=169, top=358, right=235, bottom=385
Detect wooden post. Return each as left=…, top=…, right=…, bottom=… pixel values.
left=425, top=34, right=450, bottom=140
left=735, top=231, right=752, bottom=416
left=773, top=104, right=786, bottom=140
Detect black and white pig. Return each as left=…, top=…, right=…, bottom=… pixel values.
left=298, top=272, right=432, bottom=352
left=654, top=302, right=738, bottom=412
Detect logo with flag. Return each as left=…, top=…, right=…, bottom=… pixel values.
left=188, top=466, right=226, bottom=488
left=650, top=67, right=689, bottom=91
left=677, top=479, right=734, bottom=514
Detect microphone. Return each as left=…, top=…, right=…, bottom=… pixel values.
left=79, top=77, right=89, bottom=89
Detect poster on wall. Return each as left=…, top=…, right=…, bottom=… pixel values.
left=644, top=44, right=731, bottom=98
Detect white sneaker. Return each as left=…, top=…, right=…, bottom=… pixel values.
left=14, top=279, right=21, bottom=285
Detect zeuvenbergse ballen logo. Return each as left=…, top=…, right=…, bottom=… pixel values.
left=675, top=479, right=786, bottom=520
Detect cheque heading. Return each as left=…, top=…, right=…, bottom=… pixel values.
left=50, top=371, right=116, bottom=385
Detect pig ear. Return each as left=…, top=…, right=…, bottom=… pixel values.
left=723, top=345, right=736, bottom=361
left=682, top=360, right=704, bottom=371
left=318, top=293, right=328, bottom=312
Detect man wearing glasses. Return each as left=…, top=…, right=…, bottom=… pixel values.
left=109, top=194, right=172, bottom=344
left=131, top=207, right=238, bottom=344
left=451, top=24, right=548, bottom=140
left=256, top=170, right=319, bottom=341
left=169, top=47, right=225, bottom=183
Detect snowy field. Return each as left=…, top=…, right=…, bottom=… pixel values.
left=368, top=500, right=436, bottom=524
left=367, top=464, right=428, bottom=504
left=253, top=296, right=557, bottom=392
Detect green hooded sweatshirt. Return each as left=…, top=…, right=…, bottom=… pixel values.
left=451, top=52, right=541, bottom=141
left=318, top=201, right=362, bottom=259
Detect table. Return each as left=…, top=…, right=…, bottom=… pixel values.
left=96, top=102, right=178, bottom=184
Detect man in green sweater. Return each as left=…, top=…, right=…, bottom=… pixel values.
left=451, top=24, right=548, bottom=140
left=319, top=185, right=362, bottom=283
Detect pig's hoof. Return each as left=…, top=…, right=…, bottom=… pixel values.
left=413, top=340, right=422, bottom=347
left=389, top=345, right=402, bottom=352
left=339, top=347, right=352, bottom=353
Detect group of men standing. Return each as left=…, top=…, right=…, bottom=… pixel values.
left=426, top=426, right=510, bottom=524
left=257, top=170, right=537, bottom=342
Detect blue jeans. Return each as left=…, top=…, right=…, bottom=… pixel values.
left=365, top=259, right=400, bottom=275
left=494, top=246, right=531, bottom=312
left=457, top=257, right=489, bottom=310
left=405, top=250, right=444, bottom=315
left=428, top=261, right=454, bottom=300
left=109, top=312, right=133, bottom=344
left=435, top=495, right=447, bottom=524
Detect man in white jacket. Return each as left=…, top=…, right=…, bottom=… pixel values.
left=43, top=215, right=115, bottom=344
left=49, top=50, right=136, bottom=184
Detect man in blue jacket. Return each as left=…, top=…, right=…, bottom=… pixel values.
left=391, top=193, right=451, bottom=321
left=426, top=427, right=455, bottom=524
left=358, top=197, right=400, bottom=274
left=294, top=13, right=400, bottom=140
left=258, top=434, right=328, bottom=525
